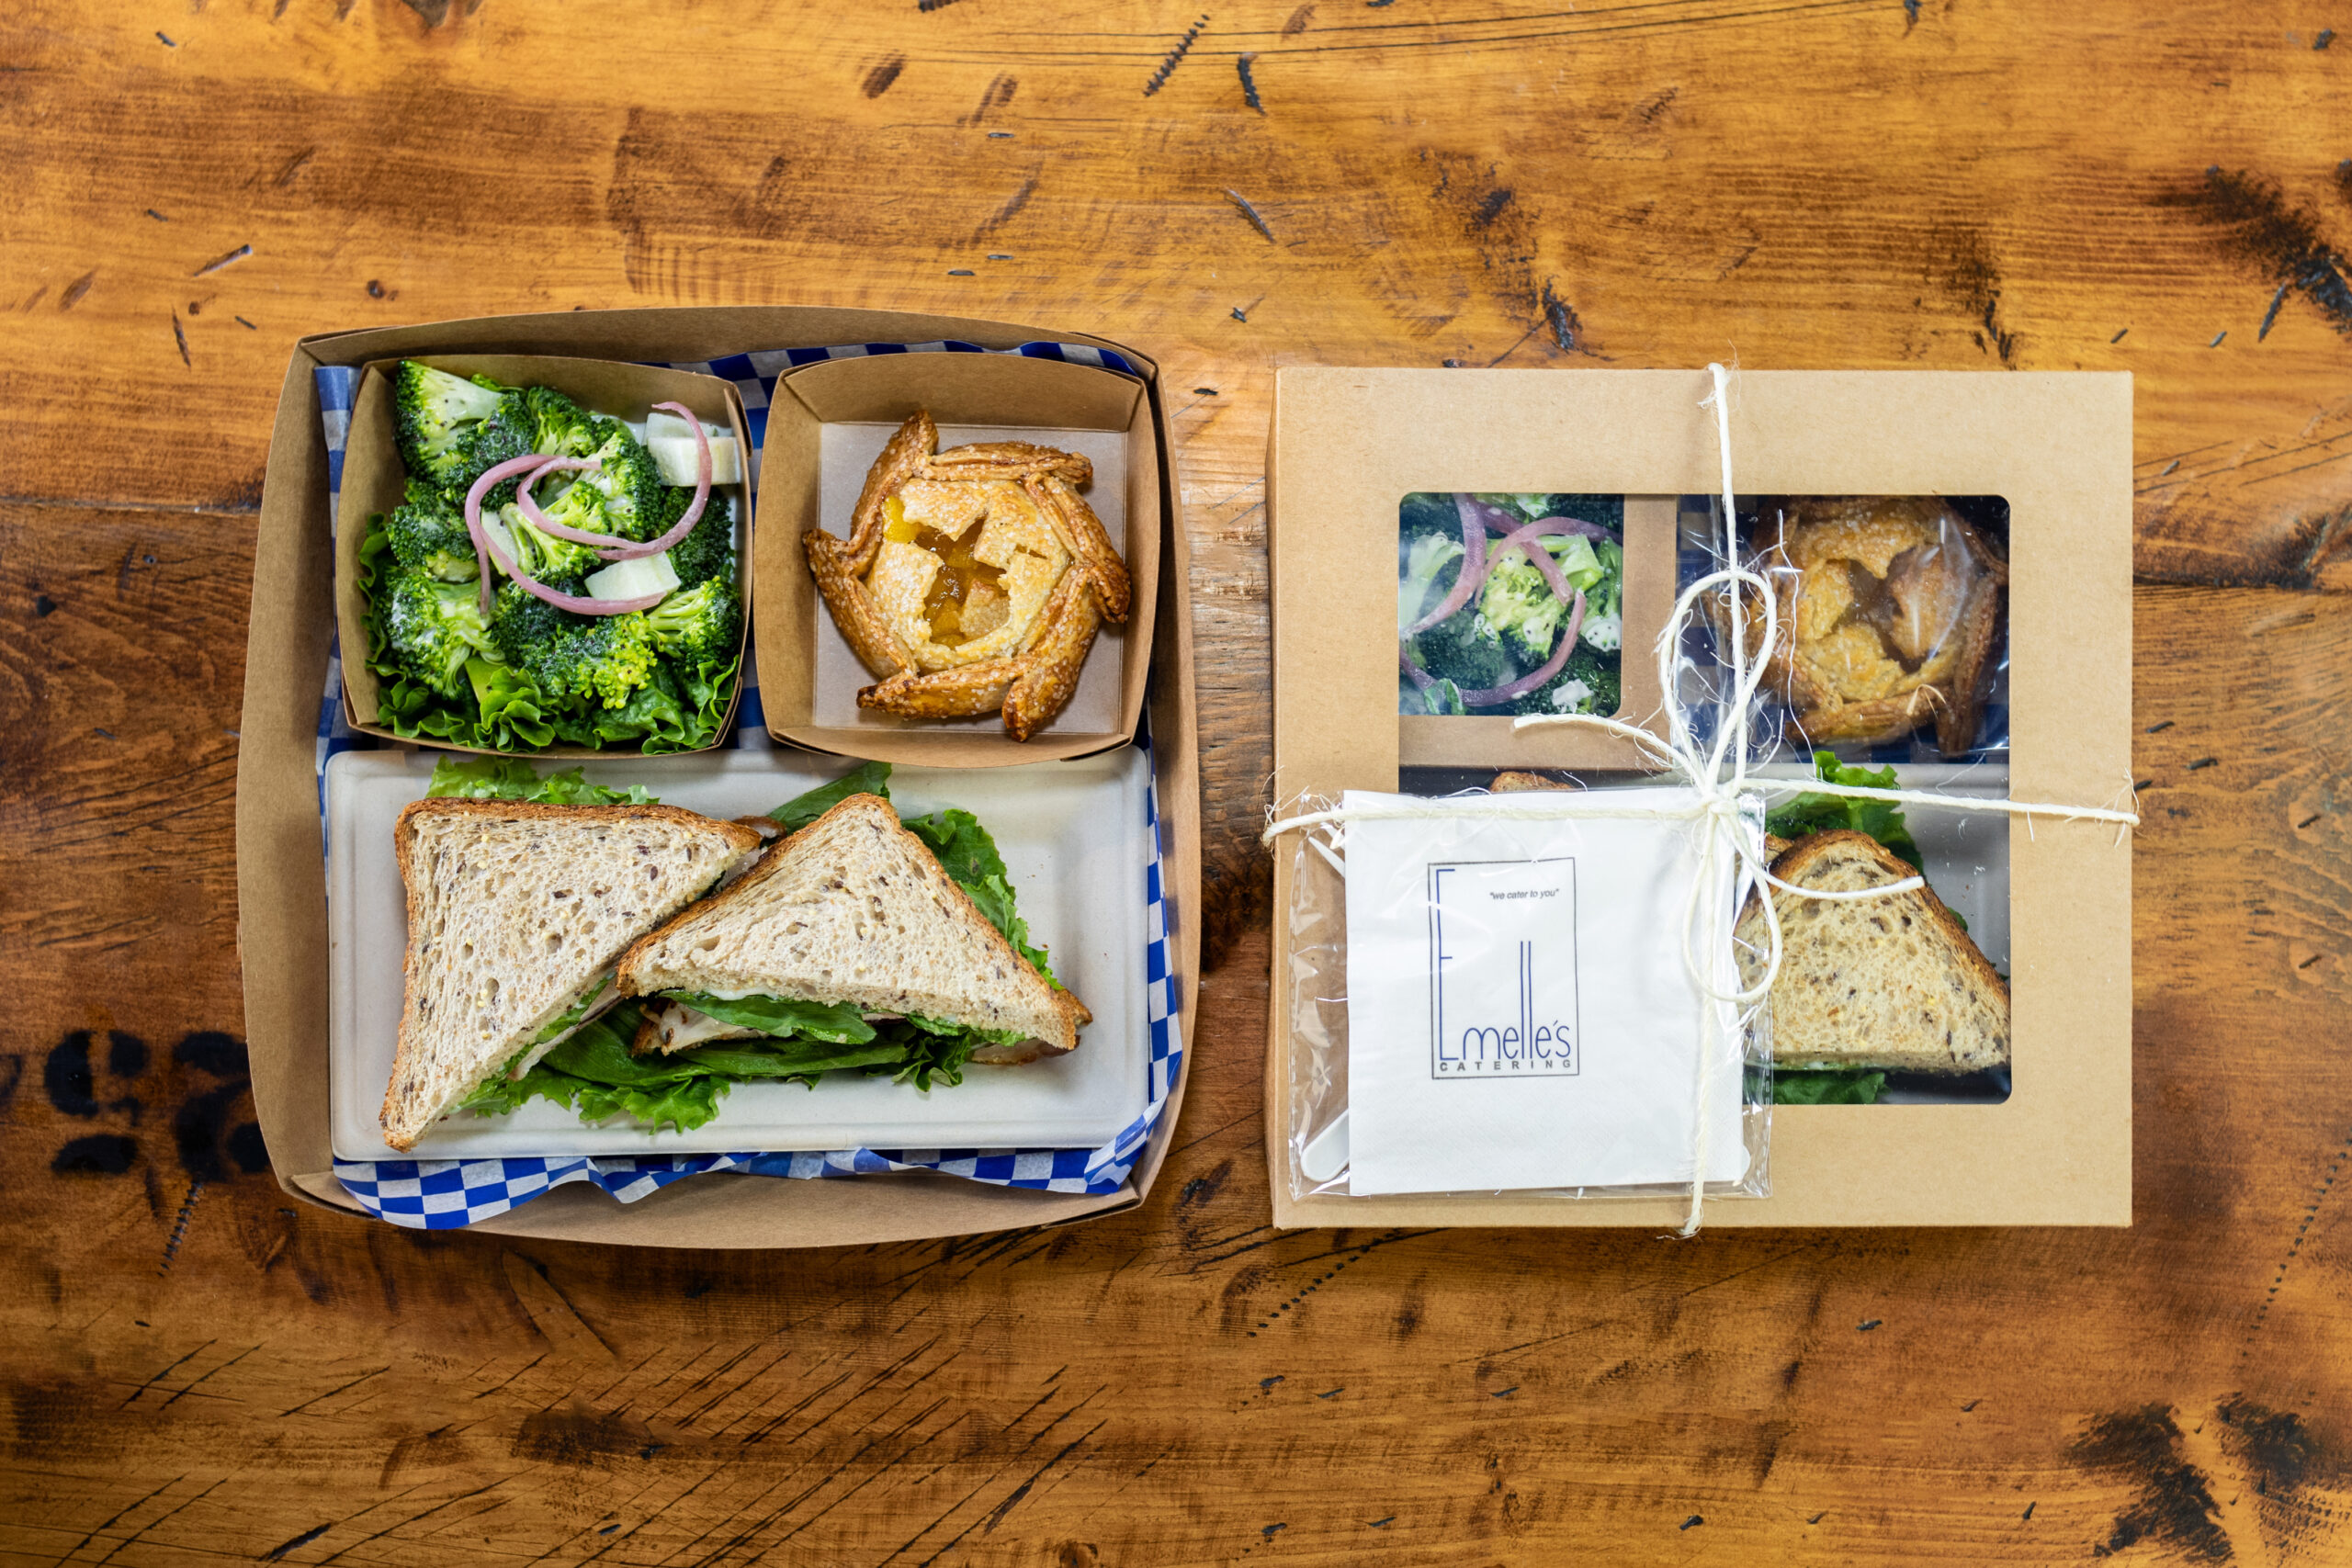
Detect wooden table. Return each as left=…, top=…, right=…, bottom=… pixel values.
left=6, top=3, right=2348, bottom=1562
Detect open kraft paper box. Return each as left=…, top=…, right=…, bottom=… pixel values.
left=1267, top=367, right=2132, bottom=1229
left=237, top=307, right=1199, bottom=1247
left=755, top=350, right=1159, bottom=765
left=333, top=353, right=755, bottom=758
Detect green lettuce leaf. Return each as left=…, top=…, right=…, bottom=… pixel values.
left=426, top=758, right=658, bottom=806
left=354, top=507, right=743, bottom=758
left=682, top=1040, right=910, bottom=1079
left=465, top=658, right=560, bottom=751
left=592, top=662, right=691, bottom=750
left=1752, top=1067, right=1888, bottom=1105
left=1765, top=751, right=1925, bottom=873
left=572, top=1074, right=728, bottom=1133
left=457, top=1066, right=576, bottom=1117
left=967, top=874, right=1058, bottom=987
left=529, top=976, right=615, bottom=1043
left=661, top=992, right=876, bottom=1043
left=372, top=671, right=481, bottom=744
left=459, top=1005, right=729, bottom=1133
left=538, top=1009, right=697, bottom=1087
left=888, top=1015, right=1011, bottom=1091
left=768, top=761, right=894, bottom=829
left=900, top=807, right=1006, bottom=887
left=670, top=651, right=743, bottom=755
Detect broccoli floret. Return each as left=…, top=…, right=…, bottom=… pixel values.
left=385, top=479, right=479, bottom=581
left=487, top=581, right=657, bottom=710
left=454, top=391, right=537, bottom=505
left=663, top=498, right=734, bottom=587
left=1474, top=492, right=1553, bottom=522
left=1398, top=531, right=1465, bottom=633
left=1507, top=645, right=1623, bottom=718
left=1399, top=492, right=1463, bottom=544
left=644, top=576, right=741, bottom=663
left=1581, top=539, right=1624, bottom=649
left=1399, top=493, right=1472, bottom=650
left=524, top=386, right=601, bottom=460
left=544, top=613, right=660, bottom=709
left=379, top=567, right=497, bottom=697
left=488, top=576, right=581, bottom=661
left=538, top=422, right=668, bottom=543
left=1479, top=553, right=1566, bottom=663
left=1409, top=603, right=1512, bottom=697
left=392, top=362, right=514, bottom=491
left=499, top=501, right=606, bottom=582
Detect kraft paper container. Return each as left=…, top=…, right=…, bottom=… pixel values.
left=237, top=307, right=1199, bottom=1247
left=754, top=350, right=1160, bottom=766
left=1267, top=367, right=2132, bottom=1228
left=334, top=353, right=754, bottom=759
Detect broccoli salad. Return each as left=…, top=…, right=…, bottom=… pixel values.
left=358, top=361, right=744, bottom=753
left=1397, top=492, right=1624, bottom=717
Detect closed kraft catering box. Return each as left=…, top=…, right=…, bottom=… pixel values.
left=1266, top=367, right=2132, bottom=1229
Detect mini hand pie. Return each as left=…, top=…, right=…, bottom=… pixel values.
left=805, top=411, right=1132, bottom=740
left=1732, top=496, right=2006, bottom=756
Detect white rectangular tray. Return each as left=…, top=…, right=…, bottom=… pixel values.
left=327, top=747, right=1151, bottom=1161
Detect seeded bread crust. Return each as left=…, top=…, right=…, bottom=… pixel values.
left=615, top=793, right=1090, bottom=1061
left=382, top=800, right=763, bottom=1150
left=1734, top=829, right=2009, bottom=1075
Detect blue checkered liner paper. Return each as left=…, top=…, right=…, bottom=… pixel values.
left=315, top=340, right=1180, bottom=1230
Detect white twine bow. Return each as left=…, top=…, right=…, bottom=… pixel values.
left=1265, top=363, right=2140, bottom=1235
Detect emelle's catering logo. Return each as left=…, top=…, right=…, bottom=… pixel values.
left=1427, top=856, right=1580, bottom=1080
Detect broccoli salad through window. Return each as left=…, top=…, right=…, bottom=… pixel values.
left=358, top=361, right=745, bottom=754
left=1397, top=492, right=1624, bottom=717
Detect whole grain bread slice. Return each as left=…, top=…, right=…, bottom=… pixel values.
left=1733, top=829, right=2009, bottom=1075
left=616, top=793, right=1090, bottom=1061
left=382, top=800, right=763, bottom=1150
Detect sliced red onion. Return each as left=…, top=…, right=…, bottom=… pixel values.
left=465, top=454, right=575, bottom=613
left=1401, top=493, right=1493, bottom=637
left=1491, top=519, right=1584, bottom=606
left=1524, top=513, right=1614, bottom=541
left=463, top=455, right=663, bottom=616
left=514, top=457, right=639, bottom=558
left=1458, top=496, right=1520, bottom=537
left=1459, top=587, right=1587, bottom=706
left=1396, top=585, right=1586, bottom=707
left=591, top=400, right=713, bottom=561
left=1466, top=499, right=1614, bottom=542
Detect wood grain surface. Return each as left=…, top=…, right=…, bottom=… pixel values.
left=5, top=2, right=2350, bottom=1562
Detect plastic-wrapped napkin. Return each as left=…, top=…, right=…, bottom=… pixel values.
left=1340, top=788, right=1751, bottom=1196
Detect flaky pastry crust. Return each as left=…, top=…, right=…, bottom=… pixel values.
left=806, top=410, right=1131, bottom=741
left=1724, top=496, right=2006, bottom=757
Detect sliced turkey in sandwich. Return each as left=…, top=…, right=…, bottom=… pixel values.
left=616, top=792, right=1090, bottom=1071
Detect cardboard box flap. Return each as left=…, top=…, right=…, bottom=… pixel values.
left=784, top=349, right=1144, bottom=426
left=302, top=307, right=1160, bottom=381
